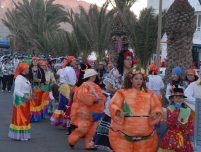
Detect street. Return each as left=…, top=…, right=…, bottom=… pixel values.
left=0, top=92, right=100, bottom=152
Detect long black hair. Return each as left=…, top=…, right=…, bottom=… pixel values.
left=117, top=50, right=133, bottom=75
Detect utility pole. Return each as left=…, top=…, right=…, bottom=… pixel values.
left=156, top=0, right=163, bottom=67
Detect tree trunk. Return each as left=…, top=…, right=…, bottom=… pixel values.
left=164, top=0, right=196, bottom=84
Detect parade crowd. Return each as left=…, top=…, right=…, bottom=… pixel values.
left=5, top=50, right=201, bottom=152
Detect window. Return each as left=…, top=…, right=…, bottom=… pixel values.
left=198, top=15, right=201, bottom=27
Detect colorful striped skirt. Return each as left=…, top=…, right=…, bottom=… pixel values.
left=8, top=95, right=31, bottom=140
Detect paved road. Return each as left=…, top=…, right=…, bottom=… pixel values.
left=0, top=91, right=101, bottom=152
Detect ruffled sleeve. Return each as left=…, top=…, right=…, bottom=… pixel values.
left=77, top=83, right=95, bottom=106
left=109, top=90, right=124, bottom=122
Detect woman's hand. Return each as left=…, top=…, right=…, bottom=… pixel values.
left=114, top=110, right=125, bottom=124
left=24, top=95, right=33, bottom=100
left=149, top=112, right=161, bottom=125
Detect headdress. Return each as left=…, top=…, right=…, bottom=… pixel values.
left=14, top=62, right=29, bottom=78
left=123, top=50, right=133, bottom=58
left=149, top=64, right=158, bottom=75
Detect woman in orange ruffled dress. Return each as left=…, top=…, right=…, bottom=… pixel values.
left=68, top=69, right=105, bottom=150
left=8, top=62, right=33, bottom=141
left=109, top=67, right=163, bottom=152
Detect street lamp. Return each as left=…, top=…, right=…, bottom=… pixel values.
left=156, top=0, right=163, bottom=67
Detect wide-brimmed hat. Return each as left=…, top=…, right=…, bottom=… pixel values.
left=83, top=69, right=98, bottom=79
left=169, top=88, right=187, bottom=99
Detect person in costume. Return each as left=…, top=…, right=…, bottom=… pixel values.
left=93, top=77, right=116, bottom=152
left=147, top=63, right=164, bottom=96
left=166, top=67, right=185, bottom=101
left=39, top=60, right=56, bottom=116
left=76, top=63, right=90, bottom=87
left=159, top=88, right=194, bottom=152
left=109, top=67, right=162, bottom=152
left=28, top=57, right=46, bottom=122
left=68, top=69, right=105, bottom=150
left=96, top=61, right=107, bottom=88
left=8, top=62, right=32, bottom=141
left=184, top=68, right=198, bottom=88
left=107, top=50, right=133, bottom=90
left=184, top=71, right=201, bottom=112
left=50, top=56, right=77, bottom=128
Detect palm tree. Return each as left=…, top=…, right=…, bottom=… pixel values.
left=133, top=8, right=158, bottom=68
left=66, top=3, right=112, bottom=60
left=108, top=0, right=137, bottom=66
left=164, top=0, right=196, bottom=83
left=3, top=0, right=68, bottom=54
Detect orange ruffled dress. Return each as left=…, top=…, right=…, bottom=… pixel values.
left=69, top=81, right=105, bottom=149
left=109, top=89, right=162, bottom=152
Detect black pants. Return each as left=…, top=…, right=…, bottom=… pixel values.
left=2, top=75, right=13, bottom=91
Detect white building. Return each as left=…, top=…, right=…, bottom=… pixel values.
left=148, top=0, right=201, bottom=68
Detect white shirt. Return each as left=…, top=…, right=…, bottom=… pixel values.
left=13, top=58, right=20, bottom=71
left=14, top=75, right=31, bottom=97
left=63, top=66, right=76, bottom=86
left=184, top=81, right=201, bottom=111
left=147, top=75, right=164, bottom=94
left=56, top=69, right=65, bottom=84
left=57, top=66, right=76, bottom=86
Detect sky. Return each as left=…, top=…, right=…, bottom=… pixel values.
left=81, top=0, right=147, bottom=17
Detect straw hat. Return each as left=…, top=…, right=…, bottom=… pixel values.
left=83, top=69, right=98, bottom=79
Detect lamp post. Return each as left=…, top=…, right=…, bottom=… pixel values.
left=156, top=0, right=163, bottom=67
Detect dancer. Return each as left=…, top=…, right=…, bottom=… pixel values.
left=39, top=60, right=56, bottom=116
left=29, top=57, right=46, bottom=122
left=68, top=69, right=105, bottom=150
left=93, top=77, right=116, bottom=152
left=8, top=62, right=32, bottom=141
left=109, top=67, right=162, bottom=152
left=159, top=88, right=194, bottom=152
left=50, top=56, right=76, bottom=127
